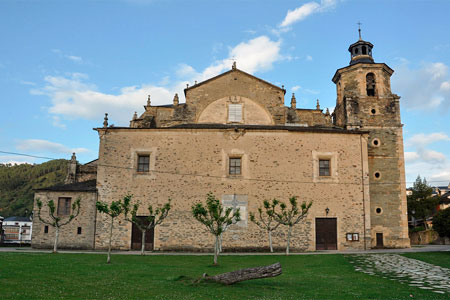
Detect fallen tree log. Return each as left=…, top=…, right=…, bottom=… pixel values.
left=203, top=262, right=282, bottom=285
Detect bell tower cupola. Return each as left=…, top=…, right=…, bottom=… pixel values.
left=348, top=25, right=374, bottom=65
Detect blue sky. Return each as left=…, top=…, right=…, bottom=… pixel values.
left=1, top=0, right=449, bottom=187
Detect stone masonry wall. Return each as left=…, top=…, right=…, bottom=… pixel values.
left=31, top=191, right=97, bottom=249
left=94, top=128, right=370, bottom=252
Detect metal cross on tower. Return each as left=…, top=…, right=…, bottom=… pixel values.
left=357, top=21, right=362, bottom=40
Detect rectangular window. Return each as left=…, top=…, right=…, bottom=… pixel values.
left=228, top=104, right=242, bottom=122
left=44, top=226, right=49, bottom=234
left=77, top=227, right=82, bottom=235
left=229, top=157, right=241, bottom=175
left=137, top=155, right=150, bottom=172
left=319, top=159, right=330, bottom=176
left=57, top=197, right=72, bottom=216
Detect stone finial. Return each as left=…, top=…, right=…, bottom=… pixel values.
left=282, top=85, right=285, bottom=90
left=186, top=83, right=189, bottom=88
left=65, top=152, right=78, bottom=184
left=133, top=111, right=137, bottom=120
left=316, top=99, right=321, bottom=110
left=147, top=95, right=151, bottom=106
left=325, top=108, right=330, bottom=116
left=173, top=93, right=179, bottom=106
left=103, top=113, right=108, bottom=128
left=195, top=80, right=197, bottom=85
left=232, top=61, right=236, bottom=70
left=290, top=93, right=297, bottom=109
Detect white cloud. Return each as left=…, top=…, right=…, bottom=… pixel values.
left=393, top=61, right=450, bottom=110
left=404, top=133, right=450, bottom=185
left=292, top=85, right=301, bottom=92
left=16, top=139, right=89, bottom=155
left=19, top=80, right=36, bottom=86
left=66, top=55, right=83, bottom=63
left=306, top=55, right=313, bottom=61
left=0, top=155, right=35, bottom=165
left=52, top=49, right=84, bottom=64
left=279, top=0, right=337, bottom=29
left=407, top=132, right=450, bottom=147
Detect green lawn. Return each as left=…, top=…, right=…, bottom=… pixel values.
left=0, top=252, right=448, bottom=299
left=402, top=252, right=450, bottom=268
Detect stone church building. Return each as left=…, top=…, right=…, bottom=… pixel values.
left=32, top=35, right=410, bottom=252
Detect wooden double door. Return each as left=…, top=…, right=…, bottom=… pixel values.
left=131, top=217, right=154, bottom=251
left=315, top=218, right=337, bottom=250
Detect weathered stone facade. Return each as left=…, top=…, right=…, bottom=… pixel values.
left=32, top=35, right=410, bottom=251
left=32, top=185, right=97, bottom=249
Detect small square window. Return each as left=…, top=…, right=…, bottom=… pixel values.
left=228, top=104, right=242, bottom=122
left=77, top=227, right=82, bottom=235
left=229, top=157, right=241, bottom=175
left=137, top=155, right=150, bottom=172
left=319, top=159, right=330, bottom=176
left=57, top=197, right=72, bottom=216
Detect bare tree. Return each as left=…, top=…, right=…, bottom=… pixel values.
left=249, top=199, right=282, bottom=252
left=191, top=192, right=240, bottom=265
left=36, top=197, right=81, bottom=253
left=122, top=194, right=171, bottom=255
left=274, top=197, right=312, bottom=255
left=96, top=199, right=125, bottom=264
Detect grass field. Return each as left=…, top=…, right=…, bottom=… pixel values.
left=0, top=252, right=448, bottom=299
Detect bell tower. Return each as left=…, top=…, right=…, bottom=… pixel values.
left=332, top=30, right=410, bottom=248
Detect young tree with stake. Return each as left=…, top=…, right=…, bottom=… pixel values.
left=249, top=199, right=282, bottom=252
left=96, top=199, right=125, bottom=264
left=274, top=196, right=312, bottom=255
left=192, top=192, right=240, bottom=265
left=122, top=194, right=171, bottom=255
left=36, top=197, right=81, bottom=253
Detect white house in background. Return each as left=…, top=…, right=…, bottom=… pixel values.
left=1, top=216, right=33, bottom=244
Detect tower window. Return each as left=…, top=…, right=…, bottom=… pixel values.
left=362, top=46, right=367, bottom=55
left=366, top=73, right=376, bottom=96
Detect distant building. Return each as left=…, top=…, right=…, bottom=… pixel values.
left=32, top=33, right=410, bottom=251
left=2, top=216, right=32, bottom=244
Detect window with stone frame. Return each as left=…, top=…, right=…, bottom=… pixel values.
left=229, top=157, right=242, bottom=175
left=57, top=197, right=72, bottom=216
left=228, top=103, right=242, bottom=122
left=137, top=154, right=150, bottom=172
left=319, top=159, right=331, bottom=176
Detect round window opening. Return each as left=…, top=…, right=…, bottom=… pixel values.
left=372, top=139, right=380, bottom=147
left=376, top=207, right=382, bottom=214
left=371, top=108, right=376, bottom=114
left=374, top=172, right=381, bottom=179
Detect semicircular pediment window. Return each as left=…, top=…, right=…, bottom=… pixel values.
left=197, top=96, right=273, bottom=125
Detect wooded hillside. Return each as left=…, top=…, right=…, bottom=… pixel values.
left=0, top=160, right=67, bottom=218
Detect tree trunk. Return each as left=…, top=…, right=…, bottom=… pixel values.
left=268, top=230, right=273, bottom=253
left=218, top=233, right=223, bottom=253
left=286, top=225, right=292, bottom=255
left=107, top=216, right=113, bottom=264
left=213, top=235, right=219, bottom=265
left=53, top=226, right=59, bottom=253
left=141, top=229, right=146, bottom=255
left=205, top=262, right=282, bottom=285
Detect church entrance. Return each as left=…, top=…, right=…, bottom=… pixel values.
left=131, top=217, right=154, bottom=251
left=315, top=218, right=337, bottom=250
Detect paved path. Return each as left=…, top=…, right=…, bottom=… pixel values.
left=349, top=254, right=450, bottom=295
left=0, top=244, right=449, bottom=255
